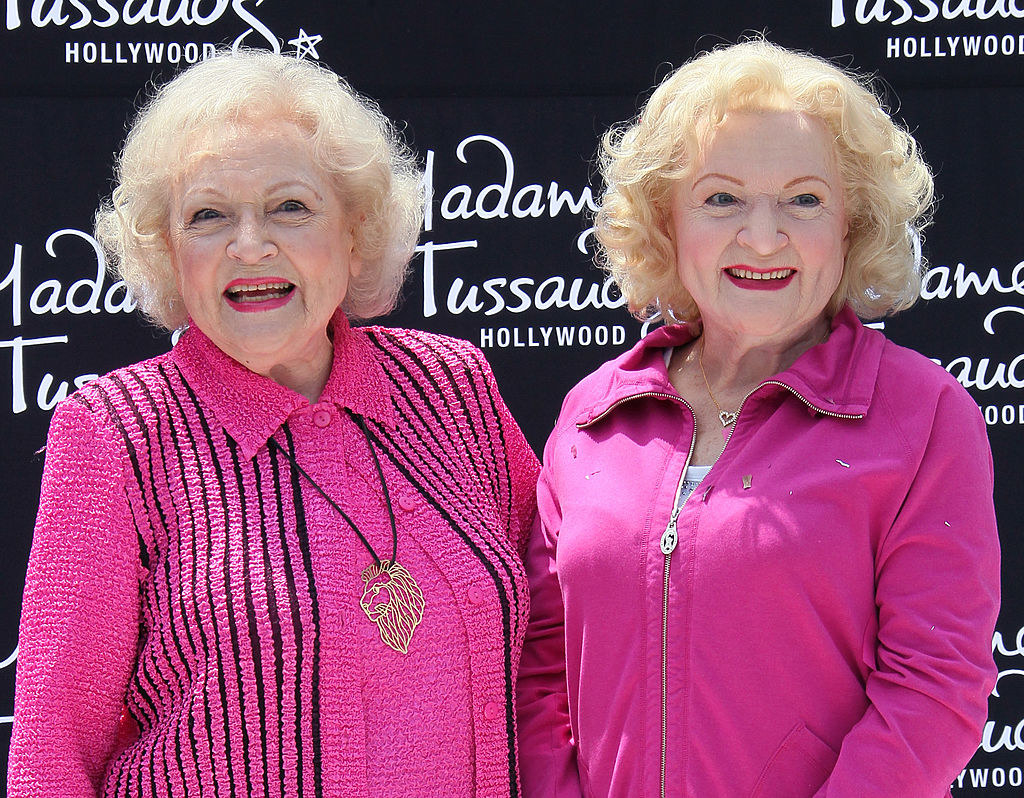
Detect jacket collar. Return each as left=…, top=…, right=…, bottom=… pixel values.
left=575, top=305, right=884, bottom=426
left=170, top=309, right=395, bottom=459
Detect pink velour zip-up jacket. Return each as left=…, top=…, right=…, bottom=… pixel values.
left=517, top=306, right=999, bottom=798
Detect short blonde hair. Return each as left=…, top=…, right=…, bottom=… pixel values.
left=596, top=38, right=934, bottom=321
left=95, top=49, right=423, bottom=329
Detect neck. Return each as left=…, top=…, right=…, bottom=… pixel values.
left=268, top=362, right=330, bottom=402
left=264, top=344, right=334, bottom=402
left=697, top=319, right=830, bottom=397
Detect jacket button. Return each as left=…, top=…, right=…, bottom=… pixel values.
left=484, top=701, right=502, bottom=720
left=312, top=408, right=332, bottom=428
left=398, top=494, right=417, bottom=512
left=468, top=585, right=485, bottom=605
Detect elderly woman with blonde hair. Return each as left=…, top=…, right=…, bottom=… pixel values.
left=10, top=50, right=538, bottom=797
left=517, top=39, right=999, bottom=797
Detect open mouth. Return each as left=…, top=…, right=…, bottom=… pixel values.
left=726, top=268, right=795, bottom=281
left=223, top=280, right=296, bottom=312
left=225, top=281, right=295, bottom=302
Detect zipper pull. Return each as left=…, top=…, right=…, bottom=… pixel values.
left=660, top=507, right=680, bottom=555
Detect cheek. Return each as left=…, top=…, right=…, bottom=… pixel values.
left=675, top=221, right=726, bottom=274
left=171, top=240, right=220, bottom=301
left=802, top=220, right=847, bottom=270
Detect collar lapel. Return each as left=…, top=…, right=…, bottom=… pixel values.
left=170, top=310, right=395, bottom=460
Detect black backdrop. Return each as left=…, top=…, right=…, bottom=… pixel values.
left=2, top=2, right=1022, bottom=793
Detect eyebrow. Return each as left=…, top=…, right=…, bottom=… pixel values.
left=179, top=180, right=324, bottom=203
left=267, top=179, right=324, bottom=200
left=691, top=173, right=832, bottom=191
left=692, top=172, right=743, bottom=188
left=783, top=175, right=830, bottom=189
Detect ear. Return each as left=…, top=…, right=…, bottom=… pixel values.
left=346, top=219, right=366, bottom=280
left=662, top=189, right=679, bottom=246
left=348, top=248, right=365, bottom=281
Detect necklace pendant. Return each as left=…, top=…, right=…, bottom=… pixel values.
left=719, top=410, right=738, bottom=427
left=360, top=560, right=425, bottom=654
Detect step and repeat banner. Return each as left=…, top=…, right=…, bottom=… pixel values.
left=1, top=2, right=1022, bottom=793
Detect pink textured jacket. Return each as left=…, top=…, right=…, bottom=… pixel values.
left=10, top=314, right=539, bottom=798
left=518, top=306, right=999, bottom=798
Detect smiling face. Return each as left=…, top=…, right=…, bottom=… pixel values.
left=669, top=110, right=849, bottom=345
left=167, top=120, right=362, bottom=398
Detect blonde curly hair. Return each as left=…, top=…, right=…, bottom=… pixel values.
left=596, top=38, right=934, bottom=322
left=95, top=49, right=423, bottom=330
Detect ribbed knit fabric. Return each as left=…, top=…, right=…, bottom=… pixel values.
left=9, top=313, right=539, bottom=798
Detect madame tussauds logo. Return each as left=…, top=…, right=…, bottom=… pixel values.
left=3, top=0, right=313, bottom=64
left=6, top=0, right=272, bottom=32
left=829, top=0, right=1024, bottom=59
left=831, top=0, right=1024, bottom=25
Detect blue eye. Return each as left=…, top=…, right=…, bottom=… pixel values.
left=190, top=208, right=221, bottom=223
left=706, top=192, right=737, bottom=207
left=792, top=194, right=821, bottom=207
left=278, top=200, right=309, bottom=213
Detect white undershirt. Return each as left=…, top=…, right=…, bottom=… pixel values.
left=675, top=465, right=712, bottom=509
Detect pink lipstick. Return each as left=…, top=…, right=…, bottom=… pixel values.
left=223, top=278, right=295, bottom=312
left=724, top=266, right=795, bottom=291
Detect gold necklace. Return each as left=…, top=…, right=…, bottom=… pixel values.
left=269, top=412, right=424, bottom=654
left=697, top=338, right=739, bottom=427
left=696, top=326, right=831, bottom=428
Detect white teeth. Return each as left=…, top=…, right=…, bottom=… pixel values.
left=230, top=282, right=292, bottom=293
left=728, top=268, right=794, bottom=281
left=226, top=282, right=294, bottom=302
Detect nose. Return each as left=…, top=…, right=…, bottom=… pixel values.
left=227, top=213, right=277, bottom=263
left=736, top=198, right=789, bottom=256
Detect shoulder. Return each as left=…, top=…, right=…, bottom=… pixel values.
left=40, top=356, right=175, bottom=481
left=552, top=326, right=678, bottom=432
left=358, top=325, right=498, bottom=389
left=556, top=360, right=619, bottom=423
left=359, top=325, right=487, bottom=363
left=875, top=336, right=981, bottom=418
left=871, top=336, right=989, bottom=463
left=56, top=350, right=176, bottom=431
left=356, top=327, right=538, bottom=507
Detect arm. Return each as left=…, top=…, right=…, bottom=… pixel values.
left=517, top=438, right=584, bottom=797
left=8, top=397, right=143, bottom=798
left=815, top=383, right=1000, bottom=797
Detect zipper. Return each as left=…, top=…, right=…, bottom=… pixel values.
left=659, top=404, right=696, bottom=798
left=659, top=503, right=681, bottom=798
left=575, top=387, right=694, bottom=798
left=579, top=387, right=697, bottom=797
left=579, top=383, right=862, bottom=434
left=723, top=380, right=864, bottom=446
left=576, top=391, right=684, bottom=429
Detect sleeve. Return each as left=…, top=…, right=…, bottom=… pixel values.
left=815, top=381, right=1000, bottom=797
left=8, top=397, right=144, bottom=798
left=516, top=428, right=584, bottom=797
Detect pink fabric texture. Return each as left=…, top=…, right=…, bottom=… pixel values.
left=10, top=313, right=539, bottom=798
left=517, top=306, right=1000, bottom=798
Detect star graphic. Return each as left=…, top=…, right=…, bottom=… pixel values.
left=288, top=29, right=323, bottom=60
